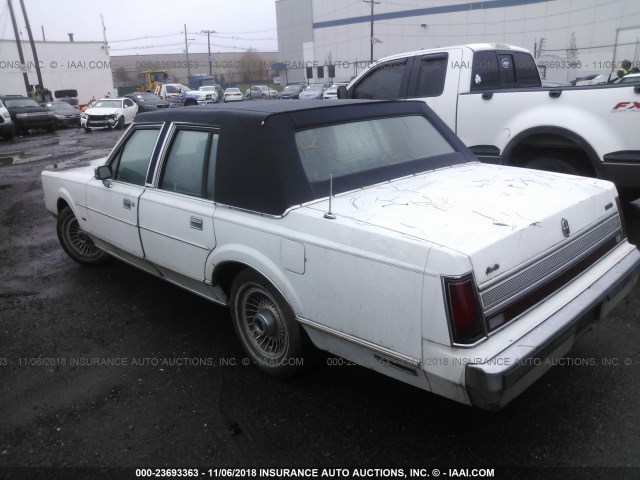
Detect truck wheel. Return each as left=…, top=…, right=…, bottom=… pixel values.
left=230, top=270, right=306, bottom=379
left=524, top=155, right=581, bottom=176
left=57, top=207, right=109, bottom=266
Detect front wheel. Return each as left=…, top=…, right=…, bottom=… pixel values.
left=116, top=116, right=125, bottom=130
left=57, top=207, right=109, bottom=266
left=230, top=270, right=306, bottom=379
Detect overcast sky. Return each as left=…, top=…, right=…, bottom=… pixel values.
left=0, top=0, right=278, bottom=56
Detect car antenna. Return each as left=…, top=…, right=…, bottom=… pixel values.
left=324, top=174, right=336, bottom=220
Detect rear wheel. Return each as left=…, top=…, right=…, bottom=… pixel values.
left=230, top=270, right=307, bottom=379
left=57, top=207, right=109, bottom=266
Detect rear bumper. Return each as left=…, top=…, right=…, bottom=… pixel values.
left=600, top=151, right=640, bottom=188
left=465, top=247, right=640, bottom=410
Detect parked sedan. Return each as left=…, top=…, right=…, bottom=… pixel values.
left=0, top=98, right=15, bottom=140
left=299, top=83, right=330, bottom=100
left=245, top=85, right=278, bottom=99
left=42, top=101, right=81, bottom=127
left=0, top=95, right=56, bottom=134
left=223, top=88, right=243, bottom=102
left=615, top=73, right=640, bottom=84
left=279, top=84, right=305, bottom=99
left=123, top=92, right=171, bottom=112
left=80, top=98, right=138, bottom=131
left=322, top=83, right=349, bottom=100
left=41, top=100, right=640, bottom=410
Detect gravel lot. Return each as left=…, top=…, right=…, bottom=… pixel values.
left=1, top=127, right=639, bottom=480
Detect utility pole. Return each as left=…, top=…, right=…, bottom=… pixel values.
left=202, top=29, right=216, bottom=76
left=100, top=14, right=109, bottom=55
left=364, top=0, right=380, bottom=63
left=7, top=0, right=30, bottom=94
left=19, top=0, right=45, bottom=101
left=184, top=24, right=191, bottom=77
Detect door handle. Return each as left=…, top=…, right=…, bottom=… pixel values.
left=190, top=216, right=203, bottom=230
left=123, top=198, right=133, bottom=209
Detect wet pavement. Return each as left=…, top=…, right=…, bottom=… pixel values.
left=0, top=127, right=639, bottom=480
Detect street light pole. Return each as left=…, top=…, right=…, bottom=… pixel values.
left=364, top=0, right=380, bottom=63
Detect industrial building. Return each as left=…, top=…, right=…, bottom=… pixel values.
left=275, top=0, right=640, bottom=83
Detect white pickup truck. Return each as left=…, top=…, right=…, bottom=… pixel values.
left=340, top=43, right=640, bottom=197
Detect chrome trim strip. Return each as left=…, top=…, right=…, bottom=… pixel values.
left=481, top=214, right=621, bottom=316
left=296, top=316, right=421, bottom=369
left=85, top=205, right=137, bottom=227
left=138, top=225, right=209, bottom=250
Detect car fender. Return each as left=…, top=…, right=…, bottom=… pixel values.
left=206, top=242, right=304, bottom=314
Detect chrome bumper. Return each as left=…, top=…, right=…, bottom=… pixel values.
left=465, top=247, right=640, bottom=410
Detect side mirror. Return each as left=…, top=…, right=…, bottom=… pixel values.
left=337, top=85, right=350, bottom=99
left=95, top=164, right=112, bottom=182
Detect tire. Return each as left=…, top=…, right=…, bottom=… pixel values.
left=116, top=116, right=125, bottom=130
left=618, top=188, right=640, bottom=203
left=1, top=126, right=15, bottom=140
left=261, top=94, right=266, bottom=99
left=57, top=207, right=109, bottom=266
left=230, top=269, right=306, bottom=379
left=524, top=155, right=581, bottom=176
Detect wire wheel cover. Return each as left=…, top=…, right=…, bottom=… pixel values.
left=240, top=286, right=288, bottom=358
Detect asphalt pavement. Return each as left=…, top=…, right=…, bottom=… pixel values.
left=0, top=127, right=639, bottom=480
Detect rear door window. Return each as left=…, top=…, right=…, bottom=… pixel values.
left=412, top=53, right=448, bottom=97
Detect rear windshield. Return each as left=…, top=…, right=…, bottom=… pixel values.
left=295, top=115, right=454, bottom=183
left=4, top=98, right=40, bottom=108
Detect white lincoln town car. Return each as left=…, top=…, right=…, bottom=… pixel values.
left=41, top=100, right=640, bottom=409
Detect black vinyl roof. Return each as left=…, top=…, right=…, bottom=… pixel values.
left=135, top=100, right=474, bottom=215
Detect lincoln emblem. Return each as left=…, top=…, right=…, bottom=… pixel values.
left=561, top=218, right=570, bottom=238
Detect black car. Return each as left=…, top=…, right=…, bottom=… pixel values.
left=279, top=84, right=305, bottom=99
left=123, top=92, right=171, bottom=112
left=0, top=95, right=56, bottom=134
left=42, top=101, right=81, bottom=127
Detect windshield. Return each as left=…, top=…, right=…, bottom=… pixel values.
left=47, top=103, right=75, bottom=111
left=133, top=93, right=161, bottom=101
left=296, top=115, right=454, bottom=183
left=93, top=100, right=123, bottom=109
left=5, top=98, right=40, bottom=108
left=284, top=85, right=302, bottom=92
left=305, top=84, right=323, bottom=91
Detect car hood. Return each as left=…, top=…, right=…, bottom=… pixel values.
left=303, top=163, right=618, bottom=285
left=84, top=107, right=121, bottom=115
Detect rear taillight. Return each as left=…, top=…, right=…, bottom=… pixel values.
left=444, top=275, right=485, bottom=345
